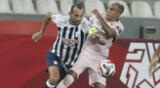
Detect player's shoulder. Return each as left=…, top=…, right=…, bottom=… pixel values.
left=51, top=12, right=69, bottom=25
left=117, top=20, right=124, bottom=30
left=60, top=15, right=69, bottom=24
left=81, top=17, right=90, bottom=24
left=79, top=17, right=91, bottom=33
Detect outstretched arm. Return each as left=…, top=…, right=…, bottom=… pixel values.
left=92, top=9, right=116, bottom=37
left=32, top=12, right=52, bottom=42
left=149, top=45, right=160, bottom=76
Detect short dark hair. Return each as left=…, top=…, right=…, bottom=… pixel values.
left=70, top=3, right=85, bottom=12
left=114, top=2, right=124, bottom=13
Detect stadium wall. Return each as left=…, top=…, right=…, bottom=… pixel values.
left=0, top=14, right=160, bottom=39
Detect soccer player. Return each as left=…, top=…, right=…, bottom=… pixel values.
left=32, top=3, right=90, bottom=88
left=56, top=2, right=124, bottom=88
left=149, top=45, right=160, bottom=76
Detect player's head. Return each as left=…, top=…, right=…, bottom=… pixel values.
left=106, top=2, right=124, bottom=21
left=69, top=3, right=85, bottom=26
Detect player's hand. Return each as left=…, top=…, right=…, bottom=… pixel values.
left=92, top=32, right=100, bottom=40
left=91, top=9, right=101, bottom=18
left=32, top=32, right=43, bottom=42
left=149, top=57, right=158, bottom=76
left=92, top=9, right=99, bottom=15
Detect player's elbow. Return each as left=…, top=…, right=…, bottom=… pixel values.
left=104, top=29, right=116, bottom=38
left=99, top=41, right=106, bottom=45
left=95, top=39, right=106, bottom=45
left=109, top=31, right=116, bottom=38
left=44, top=12, right=52, bottom=21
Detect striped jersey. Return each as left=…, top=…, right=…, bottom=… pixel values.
left=50, top=13, right=90, bottom=67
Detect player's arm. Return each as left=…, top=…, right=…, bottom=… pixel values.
left=92, top=9, right=116, bottom=37
left=92, top=32, right=106, bottom=45
left=88, top=28, right=106, bottom=45
left=32, top=12, right=52, bottom=42
left=40, top=12, right=52, bottom=34
left=149, top=45, right=160, bottom=76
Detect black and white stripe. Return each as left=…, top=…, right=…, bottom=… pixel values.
left=51, top=25, right=87, bottom=67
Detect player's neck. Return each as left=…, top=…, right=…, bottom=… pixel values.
left=105, top=16, right=118, bottom=22
left=106, top=18, right=117, bottom=22
left=69, top=18, right=76, bottom=26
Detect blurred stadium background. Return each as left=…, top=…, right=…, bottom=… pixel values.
left=0, top=0, right=160, bottom=88
left=0, top=0, right=160, bottom=39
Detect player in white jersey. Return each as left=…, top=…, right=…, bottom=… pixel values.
left=149, top=45, right=160, bottom=76
left=56, top=2, right=124, bottom=88
left=32, top=3, right=90, bottom=88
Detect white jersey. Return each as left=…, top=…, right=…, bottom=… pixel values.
left=50, top=13, right=90, bottom=67
left=69, top=14, right=124, bottom=86
left=81, top=14, right=124, bottom=58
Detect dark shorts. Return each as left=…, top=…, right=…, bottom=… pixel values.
left=46, top=51, right=68, bottom=79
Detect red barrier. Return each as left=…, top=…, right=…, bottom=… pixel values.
left=0, top=34, right=94, bottom=88
left=0, top=20, right=160, bottom=88
left=0, top=20, right=57, bottom=36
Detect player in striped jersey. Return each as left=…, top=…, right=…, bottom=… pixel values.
left=32, top=3, right=90, bottom=88
left=56, top=2, right=124, bottom=88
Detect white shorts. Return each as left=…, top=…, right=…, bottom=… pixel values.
left=71, top=52, right=107, bottom=87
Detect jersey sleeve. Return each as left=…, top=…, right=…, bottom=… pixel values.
left=89, top=14, right=102, bottom=30
left=51, top=13, right=66, bottom=26
left=83, top=18, right=91, bottom=33
left=113, top=21, right=125, bottom=37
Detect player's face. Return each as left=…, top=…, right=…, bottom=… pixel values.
left=106, top=4, right=122, bottom=21
left=69, top=7, right=85, bottom=25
